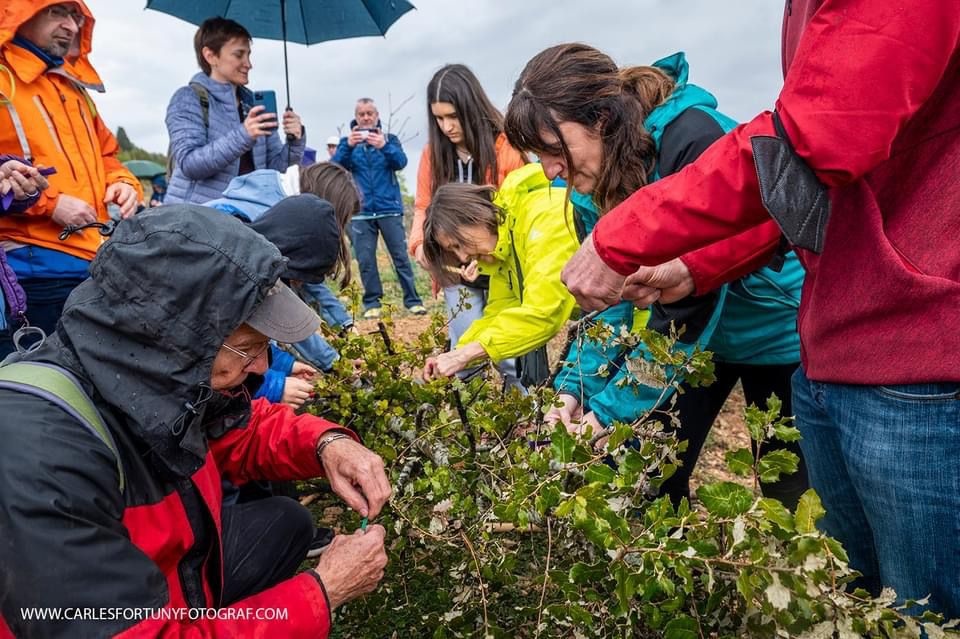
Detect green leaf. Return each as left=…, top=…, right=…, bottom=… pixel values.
left=823, top=537, right=849, bottom=565
left=550, top=425, right=576, bottom=463
left=612, top=565, right=637, bottom=616
left=584, top=463, right=616, bottom=485
left=795, top=489, right=826, bottom=534
left=772, top=423, right=802, bottom=442
left=758, top=497, right=795, bottom=532
left=568, top=561, right=607, bottom=585
left=696, top=482, right=754, bottom=517
left=663, top=614, right=699, bottom=639
left=725, top=448, right=755, bottom=477
left=606, top=421, right=634, bottom=450
left=554, top=497, right=575, bottom=518
left=757, top=449, right=800, bottom=483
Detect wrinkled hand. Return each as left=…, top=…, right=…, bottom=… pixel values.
left=244, top=105, right=278, bottom=139
left=366, top=130, right=386, bottom=149
left=320, top=436, right=391, bottom=518
left=291, top=361, right=318, bottom=380
left=561, top=233, right=625, bottom=312
left=0, top=160, right=48, bottom=200
left=413, top=244, right=429, bottom=270
left=621, top=259, right=695, bottom=307
left=459, top=260, right=479, bottom=283
left=544, top=393, right=582, bottom=427
left=51, top=194, right=96, bottom=227
left=104, top=182, right=139, bottom=218
left=313, top=525, right=388, bottom=609
left=281, top=376, right=314, bottom=408
left=282, top=108, right=303, bottom=140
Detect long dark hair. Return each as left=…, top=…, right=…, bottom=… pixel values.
left=422, top=183, right=503, bottom=286
left=426, top=64, right=505, bottom=193
left=504, top=43, right=675, bottom=213
left=299, top=162, right=360, bottom=287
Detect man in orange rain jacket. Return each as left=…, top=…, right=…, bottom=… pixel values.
left=0, top=1, right=142, bottom=356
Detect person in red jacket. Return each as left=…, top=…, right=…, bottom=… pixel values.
left=558, top=0, right=960, bottom=618
left=0, top=205, right=390, bottom=638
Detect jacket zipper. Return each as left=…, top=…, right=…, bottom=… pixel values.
left=176, top=478, right=216, bottom=608
left=33, top=94, right=78, bottom=181
left=64, top=93, right=100, bottom=195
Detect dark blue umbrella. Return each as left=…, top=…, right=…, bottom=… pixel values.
left=145, top=0, right=416, bottom=107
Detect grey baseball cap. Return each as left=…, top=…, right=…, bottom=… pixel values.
left=246, top=280, right=319, bottom=343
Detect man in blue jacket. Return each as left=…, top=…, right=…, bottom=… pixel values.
left=333, top=98, right=425, bottom=318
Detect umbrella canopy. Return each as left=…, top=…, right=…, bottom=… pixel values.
left=123, top=159, right=167, bottom=178
left=145, top=0, right=415, bottom=105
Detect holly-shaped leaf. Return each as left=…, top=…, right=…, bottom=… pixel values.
left=795, top=489, right=826, bottom=534
left=757, top=449, right=800, bottom=483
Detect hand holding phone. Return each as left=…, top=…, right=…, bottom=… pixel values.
left=243, top=106, right=278, bottom=139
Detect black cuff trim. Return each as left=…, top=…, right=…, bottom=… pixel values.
left=308, top=569, right=334, bottom=626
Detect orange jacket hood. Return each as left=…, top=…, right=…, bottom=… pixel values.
left=0, top=0, right=103, bottom=90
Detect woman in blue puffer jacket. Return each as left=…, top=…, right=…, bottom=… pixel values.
left=165, top=17, right=306, bottom=205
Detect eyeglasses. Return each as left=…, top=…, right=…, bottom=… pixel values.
left=220, top=341, right=270, bottom=370
left=45, top=4, right=86, bottom=28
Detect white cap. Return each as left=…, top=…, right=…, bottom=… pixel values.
left=326, top=136, right=339, bottom=146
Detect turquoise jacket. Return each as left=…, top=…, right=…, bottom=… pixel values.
left=554, top=52, right=803, bottom=427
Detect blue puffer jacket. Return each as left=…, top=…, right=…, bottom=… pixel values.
left=331, top=119, right=406, bottom=217
left=554, top=52, right=803, bottom=427
left=254, top=345, right=295, bottom=403
left=164, top=73, right=305, bottom=205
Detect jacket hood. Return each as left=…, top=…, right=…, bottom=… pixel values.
left=488, top=164, right=552, bottom=262
left=0, top=0, right=102, bottom=89
left=643, top=52, right=719, bottom=138
left=249, top=194, right=342, bottom=283
left=32, top=205, right=288, bottom=478
left=204, top=170, right=289, bottom=222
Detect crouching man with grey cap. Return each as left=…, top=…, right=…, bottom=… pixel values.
left=0, top=205, right=390, bottom=638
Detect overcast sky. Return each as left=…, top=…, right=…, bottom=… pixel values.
left=84, top=0, right=786, bottom=188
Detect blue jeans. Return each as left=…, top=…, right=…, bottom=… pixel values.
left=291, top=332, right=339, bottom=372
left=299, top=282, right=352, bottom=329
left=0, top=276, right=86, bottom=359
left=792, top=367, right=960, bottom=618
left=443, top=283, right=522, bottom=391
left=350, top=216, right=423, bottom=310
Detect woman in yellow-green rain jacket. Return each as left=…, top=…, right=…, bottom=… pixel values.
left=421, top=163, right=577, bottom=386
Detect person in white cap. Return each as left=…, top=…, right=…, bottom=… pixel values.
left=326, top=135, right=340, bottom=159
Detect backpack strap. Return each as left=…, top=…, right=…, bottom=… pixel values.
left=166, top=82, right=210, bottom=179
left=188, top=82, right=210, bottom=129
left=0, top=362, right=125, bottom=493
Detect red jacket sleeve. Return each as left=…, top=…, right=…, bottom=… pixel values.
left=209, top=398, right=358, bottom=485
left=593, top=0, right=960, bottom=286
left=680, top=220, right=783, bottom=295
